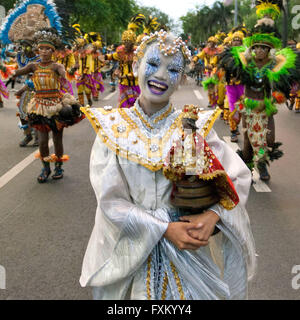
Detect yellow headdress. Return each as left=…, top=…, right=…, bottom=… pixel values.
left=72, top=24, right=82, bottom=36
left=223, top=36, right=232, bottom=45
left=84, top=32, right=102, bottom=49
left=144, top=16, right=160, bottom=35
left=232, top=31, right=244, bottom=41
left=127, top=13, right=146, bottom=33
left=136, top=15, right=160, bottom=45
left=215, top=31, right=227, bottom=43
left=75, top=37, right=86, bottom=48
left=207, top=36, right=218, bottom=44
left=122, top=13, right=146, bottom=44
left=122, top=30, right=137, bottom=43
left=296, top=43, right=300, bottom=51
left=256, top=0, right=282, bottom=20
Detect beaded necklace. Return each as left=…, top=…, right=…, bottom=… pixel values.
left=249, top=59, right=275, bottom=84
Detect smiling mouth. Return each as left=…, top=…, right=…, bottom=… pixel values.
left=148, top=80, right=168, bottom=95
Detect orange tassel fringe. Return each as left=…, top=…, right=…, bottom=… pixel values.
left=35, top=153, right=70, bottom=162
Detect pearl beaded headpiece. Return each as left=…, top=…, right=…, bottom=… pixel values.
left=34, top=28, right=61, bottom=49
left=134, top=29, right=192, bottom=63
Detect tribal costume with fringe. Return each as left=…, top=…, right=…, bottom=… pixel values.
left=85, top=33, right=105, bottom=100
left=195, top=39, right=222, bottom=108
left=92, top=53, right=105, bottom=97
left=79, top=103, right=256, bottom=300
left=219, top=2, right=300, bottom=173
left=0, top=73, right=9, bottom=100
left=220, top=44, right=300, bottom=166
left=105, top=15, right=145, bottom=108
left=54, top=49, right=76, bottom=95
left=75, top=46, right=97, bottom=106
left=222, top=31, right=246, bottom=135
left=106, top=45, right=140, bottom=108
left=27, top=63, right=84, bottom=132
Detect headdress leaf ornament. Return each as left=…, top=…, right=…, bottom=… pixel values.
left=0, top=0, right=62, bottom=45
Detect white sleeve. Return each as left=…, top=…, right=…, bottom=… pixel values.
left=80, top=136, right=169, bottom=287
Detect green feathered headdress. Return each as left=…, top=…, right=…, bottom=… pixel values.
left=256, top=1, right=282, bottom=20
left=243, top=33, right=282, bottom=49
left=202, top=77, right=219, bottom=91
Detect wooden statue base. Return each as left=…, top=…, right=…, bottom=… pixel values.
left=171, top=178, right=220, bottom=235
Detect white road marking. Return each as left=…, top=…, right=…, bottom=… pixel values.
left=193, top=89, right=203, bottom=100
left=222, top=136, right=271, bottom=193
left=104, top=91, right=117, bottom=101
left=0, top=139, right=53, bottom=190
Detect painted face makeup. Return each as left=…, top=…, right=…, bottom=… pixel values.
left=138, top=43, right=184, bottom=104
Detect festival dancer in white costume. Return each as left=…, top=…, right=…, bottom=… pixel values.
left=80, top=30, right=256, bottom=300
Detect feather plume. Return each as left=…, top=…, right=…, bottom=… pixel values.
left=127, top=13, right=146, bottom=32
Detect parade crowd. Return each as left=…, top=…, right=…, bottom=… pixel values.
left=0, top=0, right=300, bottom=300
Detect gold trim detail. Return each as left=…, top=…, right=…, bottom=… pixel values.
left=81, top=106, right=220, bottom=172
left=153, top=104, right=173, bottom=124
left=99, top=108, right=117, bottom=115
left=170, top=261, right=185, bottom=300
left=133, top=107, right=154, bottom=130
left=146, top=255, right=152, bottom=300
left=199, top=107, right=222, bottom=138
left=111, top=121, right=131, bottom=139
left=161, top=272, right=169, bottom=300
left=80, top=107, right=182, bottom=172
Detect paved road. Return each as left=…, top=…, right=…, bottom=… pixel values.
left=0, top=77, right=299, bottom=300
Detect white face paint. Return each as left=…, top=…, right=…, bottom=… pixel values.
left=134, top=43, right=185, bottom=106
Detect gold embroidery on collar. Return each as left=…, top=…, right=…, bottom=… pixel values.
left=153, top=104, right=173, bottom=124
left=119, top=108, right=184, bottom=162
left=133, top=104, right=173, bottom=129
left=133, top=106, right=154, bottom=130
left=111, top=121, right=131, bottom=139
left=81, top=107, right=183, bottom=172
left=99, top=108, right=117, bottom=115
left=81, top=107, right=220, bottom=172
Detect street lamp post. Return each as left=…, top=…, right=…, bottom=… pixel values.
left=234, top=0, right=238, bottom=27
left=282, top=0, right=289, bottom=47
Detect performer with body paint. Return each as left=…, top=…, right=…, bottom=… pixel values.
left=80, top=30, right=256, bottom=300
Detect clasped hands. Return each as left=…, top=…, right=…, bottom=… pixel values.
left=164, top=210, right=220, bottom=251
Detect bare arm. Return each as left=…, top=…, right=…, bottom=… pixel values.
left=53, top=63, right=66, bottom=79
left=13, top=63, right=36, bottom=78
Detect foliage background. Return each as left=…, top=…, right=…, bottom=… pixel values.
left=1, top=0, right=299, bottom=46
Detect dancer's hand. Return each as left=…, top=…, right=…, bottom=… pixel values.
left=164, top=221, right=208, bottom=250
left=179, top=210, right=220, bottom=243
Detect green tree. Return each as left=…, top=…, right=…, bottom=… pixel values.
left=137, top=6, right=175, bottom=31
left=1, top=0, right=15, bottom=11
left=68, top=0, right=138, bottom=44
left=180, top=2, right=234, bottom=46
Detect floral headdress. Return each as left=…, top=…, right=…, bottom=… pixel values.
left=134, top=29, right=192, bottom=64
